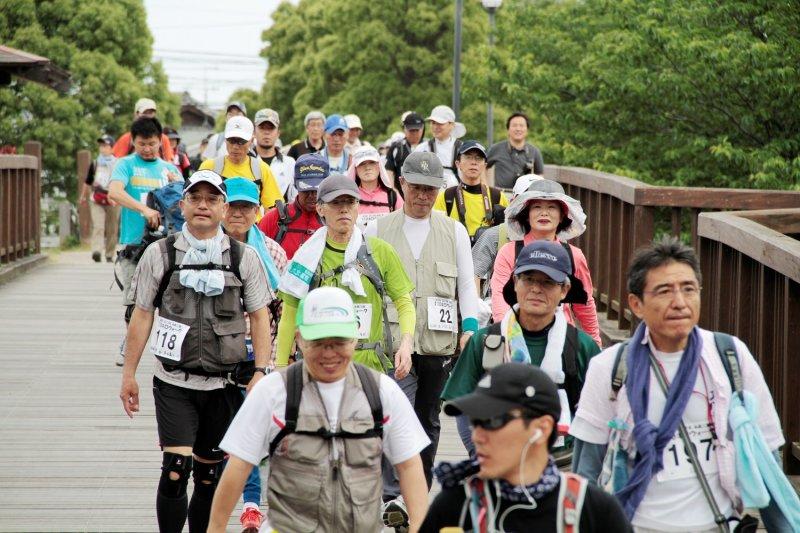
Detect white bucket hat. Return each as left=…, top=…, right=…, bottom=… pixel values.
left=504, top=179, right=586, bottom=241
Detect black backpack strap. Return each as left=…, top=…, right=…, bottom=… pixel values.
left=228, top=238, right=243, bottom=283
left=714, top=332, right=743, bottom=400
left=388, top=189, right=397, bottom=212
left=269, top=362, right=305, bottom=456
left=610, top=341, right=630, bottom=400
left=153, top=233, right=179, bottom=308
left=451, top=139, right=462, bottom=170
left=561, top=241, right=575, bottom=275
left=562, top=325, right=581, bottom=413
left=444, top=186, right=460, bottom=222
left=515, top=239, right=524, bottom=259
left=354, top=363, right=384, bottom=438
left=275, top=200, right=290, bottom=244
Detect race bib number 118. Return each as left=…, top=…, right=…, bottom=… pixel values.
left=149, top=316, right=190, bottom=362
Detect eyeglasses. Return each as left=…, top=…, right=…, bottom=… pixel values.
left=470, top=412, right=530, bottom=431
left=226, top=138, right=249, bottom=146
left=185, top=193, right=224, bottom=205
left=326, top=197, right=359, bottom=208
left=460, top=154, right=486, bottom=163
left=227, top=201, right=257, bottom=212
left=516, top=274, right=563, bottom=290
left=644, top=284, right=702, bottom=301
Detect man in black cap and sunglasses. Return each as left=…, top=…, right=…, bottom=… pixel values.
left=420, top=362, right=631, bottom=532
left=441, top=240, right=600, bottom=458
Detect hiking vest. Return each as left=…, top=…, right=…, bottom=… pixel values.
left=268, top=362, right=384, bottom=533
left=376, top=211, right=459, bottom=355
left=151, top=234, right=247, bottom=373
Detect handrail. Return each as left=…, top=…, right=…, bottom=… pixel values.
left=0, top=142, right=41, bottom=264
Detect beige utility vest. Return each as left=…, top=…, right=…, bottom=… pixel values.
left=377, top=211, right=458, bottom=355
left=268, top=364, right=383, bottom=532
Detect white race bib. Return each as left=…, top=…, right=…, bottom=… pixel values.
left=427, top=297, right=457, bottom=332
left=353, top=303, right=372, bottom=339
left=357, top=213, right=386, bottom=228
left=657, top=422, right=718, bottom=482
left=149, top=316, right=190, bottom=362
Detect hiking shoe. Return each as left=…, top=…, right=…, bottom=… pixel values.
left=92, top=251, right=101, bottom=263
left=382, top=496, right=409, bottom=531
left=239, top=506, right=263, bottom=533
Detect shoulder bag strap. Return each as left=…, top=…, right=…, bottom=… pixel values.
left=269, top=362, right=304, bottom=456
left=153, top=234, right=179, bottom=309
left=354, top=364, right=384, bottom=437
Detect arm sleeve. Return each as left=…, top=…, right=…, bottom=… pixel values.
left=454, top=223, right=479, bottom=332
left=569, top=245, right=601, bottom=346
left=490, top=242, right=515, bottom=322
left=275, top=292, right=299, bottom=365
left=393, top=292, right=415, bottom=336
left=441, top=333, right=484, bottom=401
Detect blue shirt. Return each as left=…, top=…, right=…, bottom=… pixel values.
left=110, top=154, right=180, bottom=245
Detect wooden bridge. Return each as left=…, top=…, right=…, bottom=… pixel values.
left=1, top=147, right=799, bottom=530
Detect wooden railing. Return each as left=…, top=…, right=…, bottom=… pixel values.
left=545, top=166, right=800, bottom=334
left=0, top=142, right=41, bottom=264
left=698, top=209, right=800, bottom=474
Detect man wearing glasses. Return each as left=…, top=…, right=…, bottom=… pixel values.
left=442, top=240, right=600, bottom=458
left=119, top=171, right=273, bottom=533
left=421, top=362, right=630, bottom=532
left=199, top=115, right=283, bottom=212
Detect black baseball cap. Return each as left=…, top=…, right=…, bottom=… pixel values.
left=457, top=140, right=487, bottom=159
left=444, top=362, right=561, bottom=422
left=97, top=134, right=114, bottom=145
left=402, top=112, right=424, bottom=130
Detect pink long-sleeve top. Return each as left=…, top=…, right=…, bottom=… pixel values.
left=490, top=234, right=602, bottom=346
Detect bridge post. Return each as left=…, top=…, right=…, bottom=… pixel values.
left=76, top=150, right=91, bottom=243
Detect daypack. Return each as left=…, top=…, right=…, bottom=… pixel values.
left=274, top=200, right=321, bottom=244
left=502, top=240, right=589, bottom=306
left=482, top=321, right=582, bottom=414
left=268, top=361, right=383, bottom=455
left=610, top=332, right=743, bottom=401
left=147, top=181, right=185, bottom=233
left=428, top=138, right=463, bottom=172
left=444, top=184, right=504, bottom=231
left=558, top=472, right=589, bottom=533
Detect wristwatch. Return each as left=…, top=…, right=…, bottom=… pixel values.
left=254, top=366, right=269, bottom=375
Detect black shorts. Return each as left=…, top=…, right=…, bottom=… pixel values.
left=152, top=376, right=243, bottom=461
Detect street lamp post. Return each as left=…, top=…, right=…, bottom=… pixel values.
left=482, top=0, right=502, bottom=146
left=453, top=0, right=463, bottom=118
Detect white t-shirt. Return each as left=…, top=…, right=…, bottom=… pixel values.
left=202, top=132, right=227, bottom=160
left=220, top=369, right=430, bottom=467
left=414, top=138, right=459, bottom=188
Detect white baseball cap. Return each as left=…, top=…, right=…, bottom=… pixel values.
left=224, top=116, right=254, bottom=141
left=352, top=146, right=380, bottom=167
left=183, top=170, right=227, bottom=198
left=426, top=105, right=455, bottom=124
left=512, top=174, right=545, bottom=196
left=296, top=287, right=359, bottom=340
left=134, top=98, right=157, bottom=114
left=344, top=114, right=363, bottom=130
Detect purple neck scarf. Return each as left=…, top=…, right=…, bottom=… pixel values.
left=615, top=323, right=703, bottom=519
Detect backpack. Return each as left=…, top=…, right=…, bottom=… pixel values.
left=152, top=233, right=244, bottom=309
left=428, top=138, right=463, bottom=172
left=482, top=321, right=582, bottom=414
left=358, top=188, right=398, bottom=211
left=444, top=184, right=504, bottom=229
left=557, top=472, right=589, bottom=533
left=213, top=155, right=263, bottom=196
left=268, top=361, right=383, bottom=455
left=274, top=200, right=321, bottom=244
left=505, top=240, right=588, bottom=305
left=146, top=181, right=185, bottom=233
left=609, top=332, right=743, bottom=401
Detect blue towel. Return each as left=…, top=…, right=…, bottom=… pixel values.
left=246, top=225, right=281, bottom=290
left=729, top=391, right=800, bottom=530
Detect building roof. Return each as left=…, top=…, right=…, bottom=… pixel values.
left=0, top=45, right=71, bottom=93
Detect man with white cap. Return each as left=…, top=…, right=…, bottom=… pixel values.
left=412, top=104, right=466, bottom=188
left=209, top=286, right=430, bottom=533
left=364, top=150, right=480, bottom=525
left=287, top=110, right=326, bottom=160
left=201, top=101, right=248, bottom=160
left=112, top=97, right=175, bottom=161
left=119, top=170, right=273, bottom=533
left=250, top=108, right=296, bottom=202
left=344, top=113, right=371, bottom=151
left=199, top=115, right=283, bottom=212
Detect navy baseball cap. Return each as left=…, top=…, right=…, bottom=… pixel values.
left=294, top=153, right=329, bottom=192
left=457, top=140, right=487, bottom=159
left=514, top=240, right=571, bottom=282
left=402, top=112, right=424, bottom=130
left=324, top=114, right=348, bottom=134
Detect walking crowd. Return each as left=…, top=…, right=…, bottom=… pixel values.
left=96, top=96, right=800, bottom=532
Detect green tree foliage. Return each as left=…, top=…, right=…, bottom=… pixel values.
left=468, top=0, right=800, bottom=189
left=0, top=0, right=180, bottom=201
left=259, top=0, right=487, bottom=145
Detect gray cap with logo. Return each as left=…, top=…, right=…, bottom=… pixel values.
left=254, top=108, right=280, bottom=127
left=401, top=152, right=444, bottom=188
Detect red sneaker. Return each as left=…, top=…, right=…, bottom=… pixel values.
left=239, top=506, right=263, bottom=533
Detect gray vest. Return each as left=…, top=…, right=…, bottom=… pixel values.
left=377, top=211, right=459, bottom=355
left=268, top=364, right=383, bottom=532
left=155, top=236, right=247, bottom=372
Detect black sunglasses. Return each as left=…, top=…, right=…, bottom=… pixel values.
left=470, top=412, right=530, bottom=431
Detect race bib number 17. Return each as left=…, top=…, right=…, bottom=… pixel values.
left=149, top=317, right=190, bottom=362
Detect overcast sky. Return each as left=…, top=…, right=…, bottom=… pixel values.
left=143, top=0, right=284, bottom=111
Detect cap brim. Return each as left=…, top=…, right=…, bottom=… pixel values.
left=426, top=116, right=450, bottom=124
left=298, top=322, right=358, bottom=341
left=255, top=119, right=279, bottom=127
left=296, top=178, right=324, bottom=192
left=226, top=194, right=258, bottom=204
left=319, top=189, right=360, bottom=202
left=513, top=264, right=568, bottom=282
left=444, top=391, right=523, bottom=419
left=225, top=133, right=251, bottom=141
left=402, top=172, right=442, bottom=188
left=184, top=180, right=227, bottom=198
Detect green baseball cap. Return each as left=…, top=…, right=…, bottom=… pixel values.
left=296, top=287, right=359, bottom=340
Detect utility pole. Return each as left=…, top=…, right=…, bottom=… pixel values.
left=452, top=0, right=463, bottom=118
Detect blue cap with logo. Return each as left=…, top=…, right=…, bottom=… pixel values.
left=513, top=240, right=571, bottom=282
left=324, top=114, right=348, bottom=134
left=294, top=153, right=329, bottom=192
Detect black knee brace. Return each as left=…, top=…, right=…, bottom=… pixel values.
left=158, top=452, right=193, bottom=498
left=192, top=460, right=223, bottom=487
